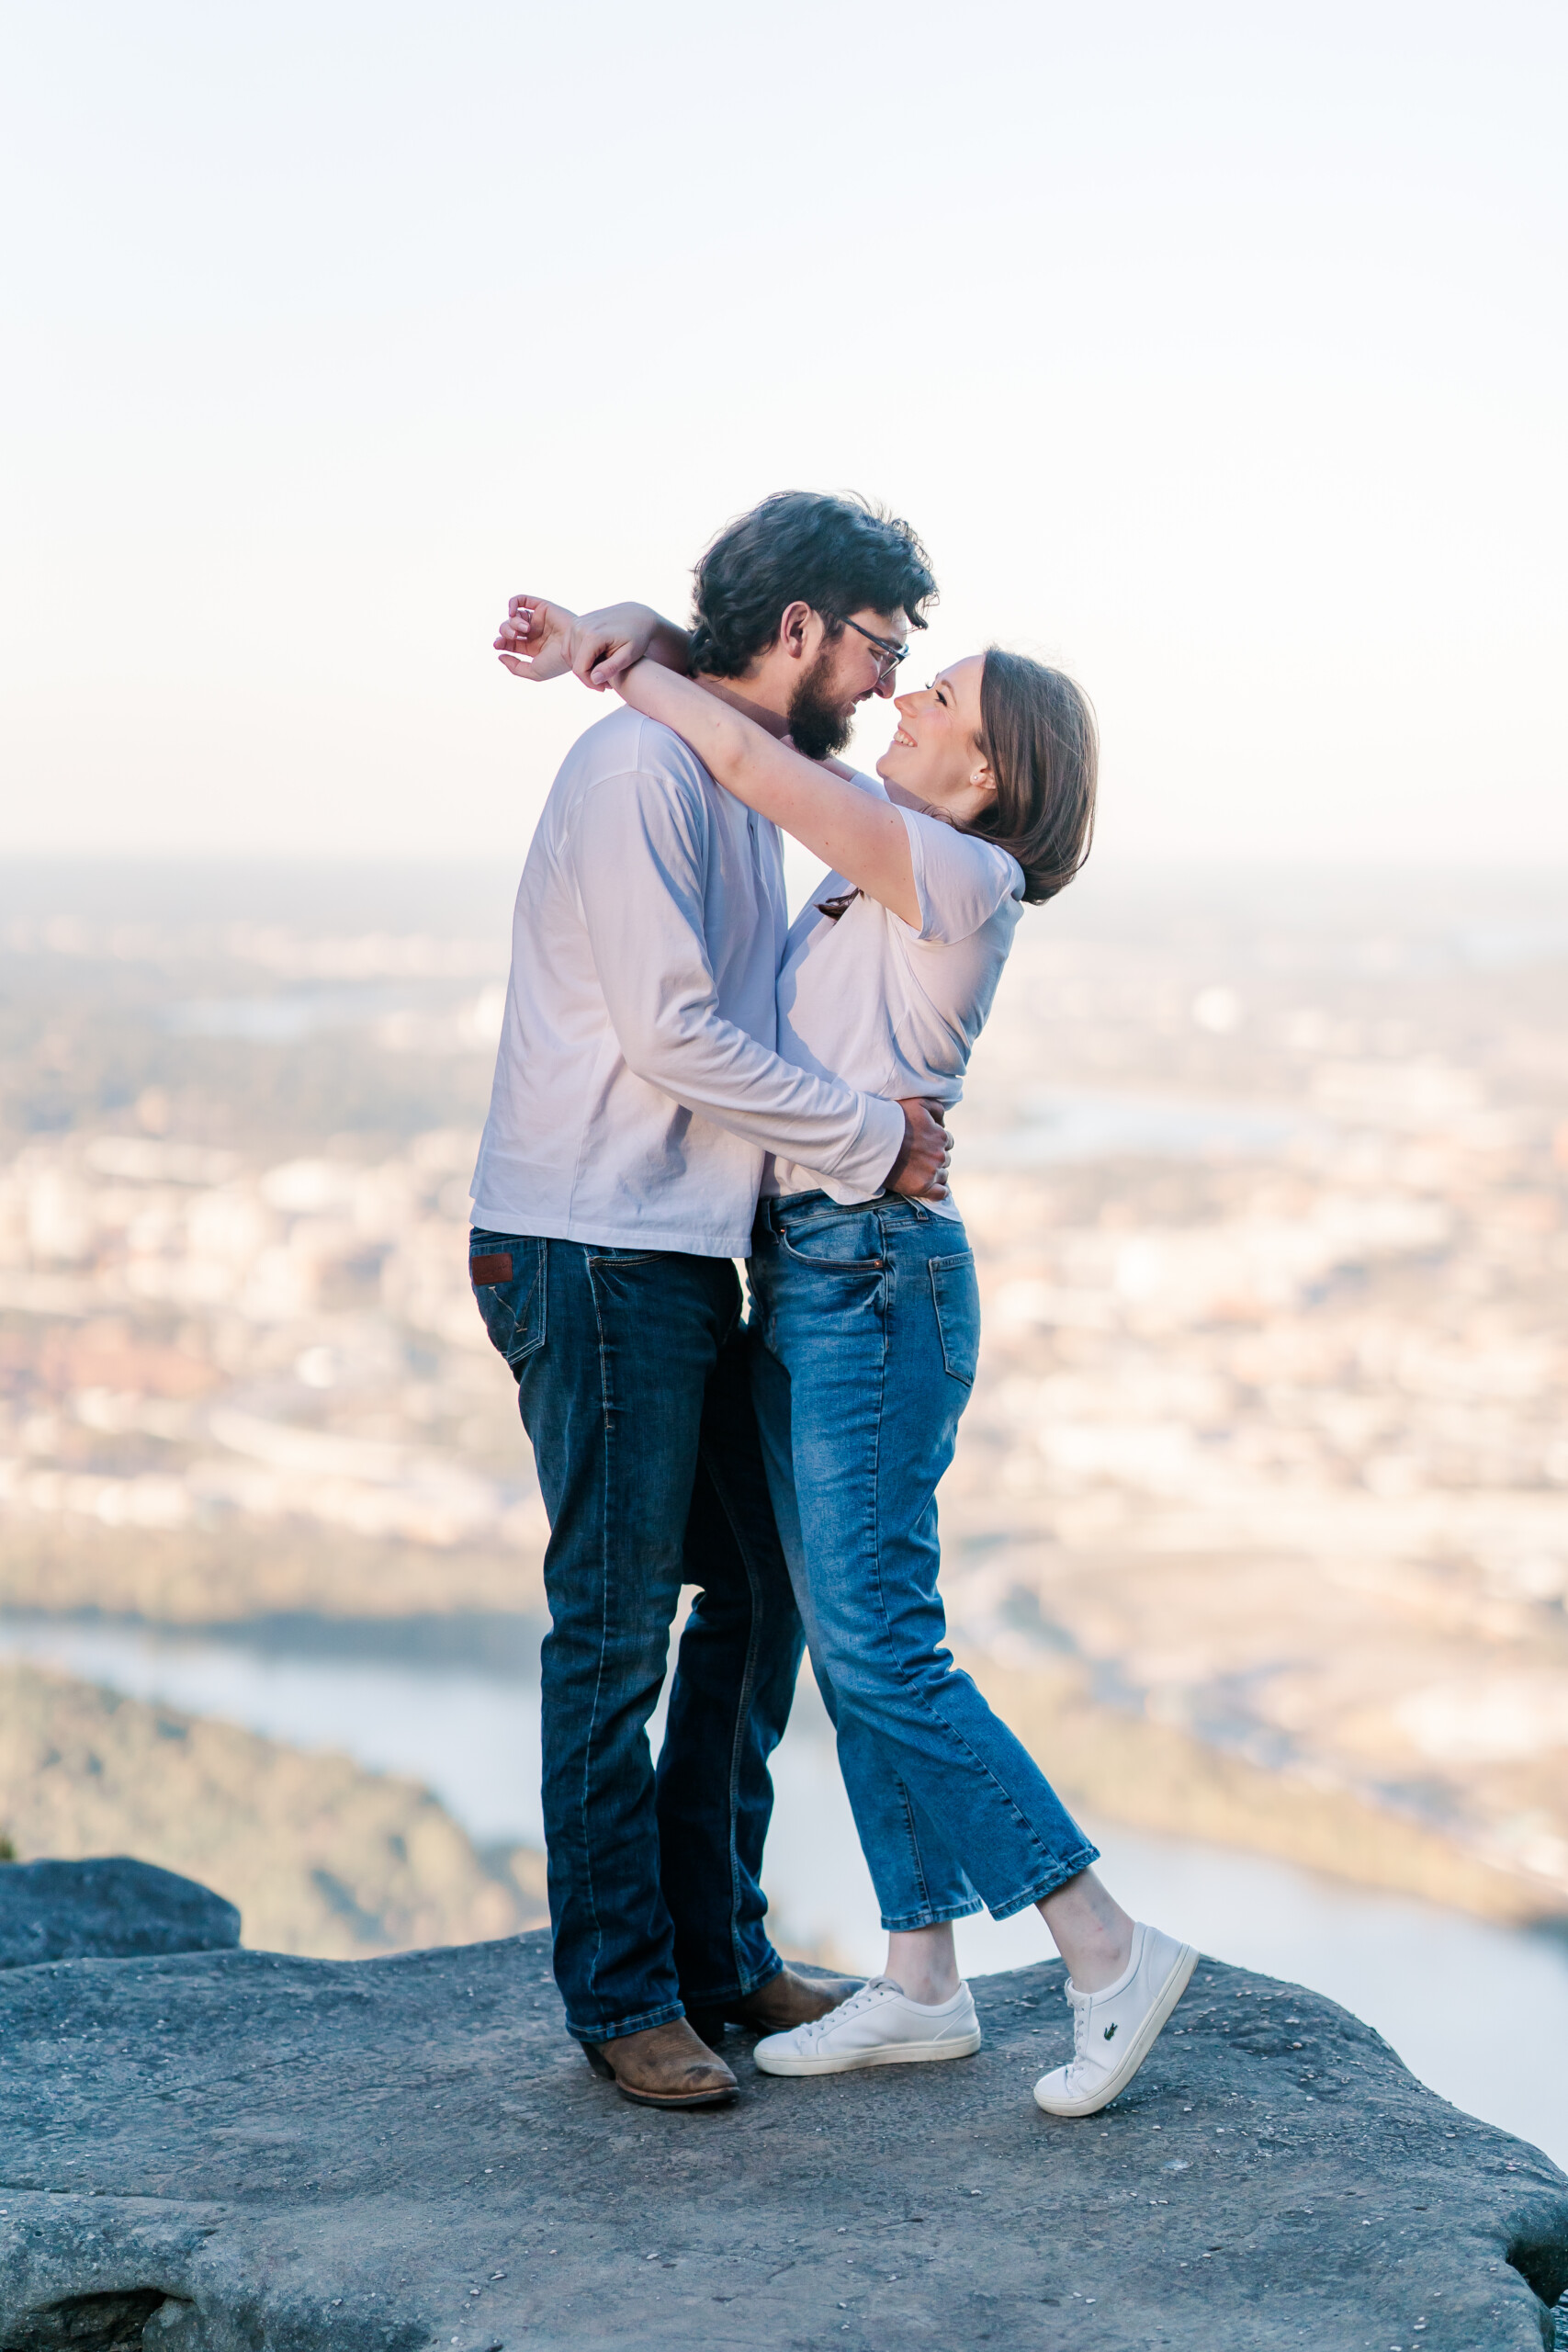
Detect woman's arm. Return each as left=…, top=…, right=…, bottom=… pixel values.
left=616, top=661, right=919, bottom=928
left=496, top=595, right=693, bottom=688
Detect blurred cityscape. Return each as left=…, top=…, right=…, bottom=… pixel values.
left=1, top=856, right=1564, bottom=1953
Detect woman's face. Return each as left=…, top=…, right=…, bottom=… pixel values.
left=874, top=655, right=997, bottom=824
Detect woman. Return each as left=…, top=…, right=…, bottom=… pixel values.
left=499, top=593, right=1195, bottom=2119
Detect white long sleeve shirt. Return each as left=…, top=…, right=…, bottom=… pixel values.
left=470, top=707, right=906, bottom=1256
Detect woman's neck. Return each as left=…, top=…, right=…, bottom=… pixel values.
left=884, top=776, right=956, bottom=827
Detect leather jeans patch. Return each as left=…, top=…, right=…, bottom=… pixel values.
left=469, top=1251, right=513, bottom=1285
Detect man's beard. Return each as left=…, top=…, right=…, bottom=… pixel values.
left=787, top=645, right=855, bottom=761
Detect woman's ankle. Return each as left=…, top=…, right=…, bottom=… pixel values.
left=886, top=1926, right=961, bottom=2005
left=1061, top=1926, right=1134, bottom=1996
left=1037, top=1871, right=1135, bottom=1993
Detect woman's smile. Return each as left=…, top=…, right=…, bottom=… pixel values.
left=873, top=658, right=998, bottom=827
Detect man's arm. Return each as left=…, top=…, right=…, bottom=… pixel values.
left=570, top=762, right=947, bottom=1201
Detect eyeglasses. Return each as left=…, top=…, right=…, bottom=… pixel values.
left=839, top=616, right=908, bottom=685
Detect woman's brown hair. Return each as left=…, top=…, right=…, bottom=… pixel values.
left=966, top=648, right=1098, bottom=904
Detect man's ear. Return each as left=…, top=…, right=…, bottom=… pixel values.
left=777, top=601, right=814, bottom=662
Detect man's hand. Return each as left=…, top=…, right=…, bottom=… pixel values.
left=496, top=594, right=579, bottom=681
left=885, top=1098, right=951, bottom=1203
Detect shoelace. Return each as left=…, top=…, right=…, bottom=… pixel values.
left=1065, top=1988, right=1093, bottom=2078
left=795, top=1976, right=902, bottom=2048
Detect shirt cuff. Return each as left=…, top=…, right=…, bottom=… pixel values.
left=823, top=1093, right=906, bottom=1199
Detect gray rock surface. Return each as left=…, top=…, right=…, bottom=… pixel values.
left=0, top=1858, right=239, bottom=1971
left=1, top=1928, right=1564, bottom=2350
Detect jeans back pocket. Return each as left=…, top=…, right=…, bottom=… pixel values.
left=470, top=1233, right=547, bottom=1371
left=929, top=1250, right=980, bottom=1385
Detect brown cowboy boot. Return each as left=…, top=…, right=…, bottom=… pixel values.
left=583, top=2018, right=738, bottom=2109
left=689, top=1966, right=863, bottom=2046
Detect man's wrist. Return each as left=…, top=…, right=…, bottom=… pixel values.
left=651, top=619, right=695, bottom=674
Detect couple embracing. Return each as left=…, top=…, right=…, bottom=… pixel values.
left=471, top=492, right=1194, bottom=2120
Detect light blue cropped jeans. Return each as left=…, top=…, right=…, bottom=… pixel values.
left=748, top=1192, right=1099, bottom=1931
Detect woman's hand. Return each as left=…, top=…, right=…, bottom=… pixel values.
left=495, top=594, right=579, bottom=682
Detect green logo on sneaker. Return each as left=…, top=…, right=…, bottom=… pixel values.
left=1103, top=2023, right=1117, bottom=2040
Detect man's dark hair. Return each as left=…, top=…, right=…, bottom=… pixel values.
left=688, top=492, right=937, bottom=678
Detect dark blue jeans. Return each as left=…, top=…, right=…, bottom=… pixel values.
left=471, top=1229, right=801, bottom=2044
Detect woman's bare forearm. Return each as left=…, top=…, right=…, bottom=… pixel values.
left=615, top=661, right=919, bottom=925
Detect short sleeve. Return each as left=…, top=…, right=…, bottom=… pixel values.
left=898, top=808, right=1023, bottom=944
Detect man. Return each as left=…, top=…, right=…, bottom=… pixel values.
left=475, top=492, right=947, bottom=2108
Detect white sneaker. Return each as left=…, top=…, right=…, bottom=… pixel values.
left=1032, top=1923, right=1198, bottom=2118
left=753, top=1977, right=982, bottom=2076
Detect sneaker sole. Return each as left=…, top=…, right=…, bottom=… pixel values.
left=1032, top=1943, right=1199, bottom=2119
left=755, top=2028, right=983, bottom=2078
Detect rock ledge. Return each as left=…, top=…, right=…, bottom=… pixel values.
left=1, top=1927, right=1564, bottom=2349
left=0, top=1857, right=239, bottom=1972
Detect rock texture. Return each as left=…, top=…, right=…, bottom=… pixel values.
left=0, top=1858, right=238, bottom=1970
left=0, top=1663, right=547, bottom=1959
left=1, top=1928, right=1564, bottom=2350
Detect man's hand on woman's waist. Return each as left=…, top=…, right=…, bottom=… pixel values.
left=885, top=1099, right=951, bottom=1204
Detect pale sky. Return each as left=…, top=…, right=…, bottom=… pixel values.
left=3, top=2, right=1563, bottom=864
